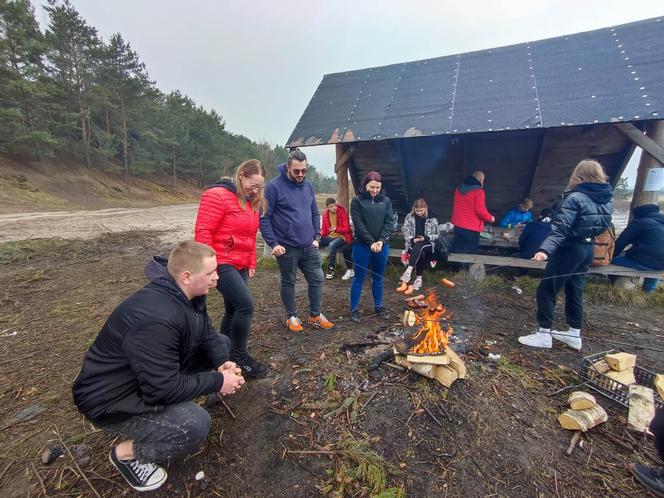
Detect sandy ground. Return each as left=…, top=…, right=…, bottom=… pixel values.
left=0, top=204, right=198, bottom=245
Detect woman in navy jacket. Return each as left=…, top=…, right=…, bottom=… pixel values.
left=518, top=160, right=612, bottom=350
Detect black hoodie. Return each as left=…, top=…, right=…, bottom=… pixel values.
left=614, top=204, right=664, bottom=270
left=540, top=182, right=613, bottom=256
left=72, top=256, right=229, bottom=424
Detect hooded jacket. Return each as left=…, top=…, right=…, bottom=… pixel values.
left=614, top=204, right=664, bottom=270
left=259, top=163, right=320, bottom=248
left=539, top=182, right=613, bottom=256
left=451, top=176, right=494, bottom=232
left=72, top=257, right=229, bottom=424
left=499, top=207, right=533, bottom=228
left=321, top=204, right=352, bottom=243
left=350, top=191, right=395, bottom=245
left=195, top=178, right=259, bottom=270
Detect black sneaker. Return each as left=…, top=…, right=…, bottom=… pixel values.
left=375, top=307, right=390, bottom=320
left=629, top=463, right=664, bottom=497
left=233, top=353, right=268, bottom=379
left=350, top=309, right=361, bottom=322
left=325, top=268, right=335, bottom=280
left=109, top=447, right=167, bottom=492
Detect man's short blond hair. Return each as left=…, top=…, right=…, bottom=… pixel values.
left=167, top=240, right=216, bottom=278
left=472, top=170, right=485, bottom=182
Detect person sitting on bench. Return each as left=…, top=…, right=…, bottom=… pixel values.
left=612, top=203, right=664, bottom=293
left=516, top=208, right=555, bottom=259
left=499, top=197, right=534, bottom=228
left=398, top=198, right=439, bottom=293
left=320, top=197, right=354, bottom=280
left=72, top=240, right=245, bottom=492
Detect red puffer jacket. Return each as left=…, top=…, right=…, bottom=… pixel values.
left=321, top=205, right=352, bottom=243
left=451, top=186, right=494, bottom=232
left=195, top=180, right=258, bottom=270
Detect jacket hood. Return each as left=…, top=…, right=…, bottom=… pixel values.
left=144, top=256, right=195, bottom=306
left=459, top=177, right=481, bottom=195
left=278, top=163, right=305, bottom=188
left=573, top=182, right=613, bottom=205
left=208, top=177, right=236, bottom=193
left=633, top=203, right=661, bottom=220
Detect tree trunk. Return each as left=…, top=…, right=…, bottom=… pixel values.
left=120, top=95, right=128, bottom=177
left=630, top=120, right=664, bottom=218
left=172, top=145, right=177, bottom=189
left=105, top=110, right=110, bottom=134
left=80, top=105, right=90, bottom=168
left=199, top=151, right=205, bottom=188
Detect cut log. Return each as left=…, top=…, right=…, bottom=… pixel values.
left=393, top=354, right=437, bottom=379
left=406, top=354, right=450, bottom=366
left=604, top=352, right=637, bottom=372
left=558, top=405, right=608, bottom=431
left=655, top=374, right=664, bottom=401
left=444, top=347, right=466, bottom=379
left=403, top=310, right=417, bottom=328
left=568, top=391, right=597, bottom=410
left=606, top=368, right=636, bottom=385
left=589, top=359, right=611, bottom=374
left=434, top=365, right=459, bottom=388
left=628, top=385, right=655, bottom=432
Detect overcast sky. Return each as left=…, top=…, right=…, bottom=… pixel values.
left=33, top=0, right=663, bottom=184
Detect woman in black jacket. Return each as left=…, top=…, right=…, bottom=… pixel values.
left=518, top=160, right=613, bottom=350
left=349, top=171, right=395, bottom=322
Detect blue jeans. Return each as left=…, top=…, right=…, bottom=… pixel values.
left=612, top=255, right=660, bottom=293
left=276, top=244, right=324, bottom=317
left=350, top=243, right=389, bottom=311
left=320, top=236, right=353, bottom=270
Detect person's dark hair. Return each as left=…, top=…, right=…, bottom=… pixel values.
left=361, top=171, right=383, bottom=191
left=287, top=148, right=307, bottom=165
left=325, top=197, right=336, bottom=207
left=539, top=208, right=555, bottom=222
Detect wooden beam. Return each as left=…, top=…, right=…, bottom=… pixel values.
left=628, top=120, right=664, bottom=213
left=528, top=130, right=548, bottom=198
left=614, top=122, right=664, bottom=166
left=335, top=144, right=351, bottom=210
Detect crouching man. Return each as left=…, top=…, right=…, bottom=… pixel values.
left=72, top=240, right=245, bottom=492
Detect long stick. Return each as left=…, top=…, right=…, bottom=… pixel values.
left=51, top=424, right=101, bottom=498
left=31, top=462, right=49, bottom=497
left=422, top=404, right=443, bottom=428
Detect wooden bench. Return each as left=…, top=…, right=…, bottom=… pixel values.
left=447, top=253, right=663, bottom=289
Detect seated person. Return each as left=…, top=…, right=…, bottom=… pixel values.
left=320, top=197, right=354, bottom=280
left=612, top=203, right=664, bottom=293
left=499, top=198, right=534, bottom=227
left=516, top=208, right=555, bottom=259
left=398, top=198, right=439, bottom=292
left=72, top=240, right=245, bottom=492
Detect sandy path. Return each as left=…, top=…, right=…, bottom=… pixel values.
left=0, top=204, right=198, bottom=245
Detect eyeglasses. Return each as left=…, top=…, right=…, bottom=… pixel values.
left=291, top=168, right=308, bottom=175
left=247, top=183, right=263, bottom=191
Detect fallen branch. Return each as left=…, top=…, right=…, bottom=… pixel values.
left=437, top=402, right=453, bottom=422
left=51, top=424, right=101, bottom=498
left=31, top=462, right=49, bottom=497
left=422, top=404, right=443, bottom=428
left=566, top=431, right=582, bottom=455
left=219, top=396, right=236, bottom=419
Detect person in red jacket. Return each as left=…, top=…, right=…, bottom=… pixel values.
left=321, top=197, right=354, bottom=280
left=450, top=170, right=495, bottom=254
left=195, top=159, right=267, bottom=378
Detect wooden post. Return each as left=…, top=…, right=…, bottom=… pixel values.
left=629, top=120, right=664, bottom=214
left=335, top=144, right=351, bottom=210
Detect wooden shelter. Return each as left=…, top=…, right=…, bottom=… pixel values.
left=287, top=17, right=664, bottom=220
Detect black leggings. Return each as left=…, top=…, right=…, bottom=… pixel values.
left=216, top=265, right=254, bottom=356
left=652, top=408, right=664, bottom=460
left=408, top=241, right=434, bottom=276
left=452, top=227, right=480, bottom=254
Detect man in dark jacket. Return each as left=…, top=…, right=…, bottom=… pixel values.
left=72, top=240, right=245, bottom=492
left=612, top=203, right=664, bottom=293
left=516, top=208, right=555, bottom=259
left=259, top=148, right=334, bottom=332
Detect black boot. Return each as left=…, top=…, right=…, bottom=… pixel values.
left=232, top=353, right=268, bottom=379
left=350, top=309, right=361, bottom=322
left=375, top=307, right=390, bottom=320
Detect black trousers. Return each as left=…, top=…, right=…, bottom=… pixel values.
left=216, top=264, right=254, bottom=356
left=452, top=227, right=480, bottom=254
left=652, top=408, right=664, bottom=460
left=536, top=243, right=593, bottom=329
left=408, top=241, right=434, bottom=276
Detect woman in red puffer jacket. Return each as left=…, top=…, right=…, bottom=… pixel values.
left=195, top=159, right=267, bottom=378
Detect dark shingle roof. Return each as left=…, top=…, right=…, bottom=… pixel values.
left=287, top=16, right=664, bottom=147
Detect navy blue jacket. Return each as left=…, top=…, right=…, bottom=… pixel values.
left=540, top=183, right=613, bottom=256
left=259, top=163, right=320, bottom=248
left=614, top=204, right=664, bottom=270
left=518, top=220, right=552, bottom=259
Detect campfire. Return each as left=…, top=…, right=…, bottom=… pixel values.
left=394, top=290, right=466, bottom=387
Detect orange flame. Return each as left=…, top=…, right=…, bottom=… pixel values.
left=409, top=291, right=453, bottom=355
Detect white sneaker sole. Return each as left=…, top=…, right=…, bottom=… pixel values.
left=551, top=332, right=582, bottom=351
left=517, top=335, right=552, bottom=348
left=109, top=452, right=168, bottom=492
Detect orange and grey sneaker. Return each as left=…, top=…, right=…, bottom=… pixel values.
left=308, top=313, right=335, bottom=330
left=287, top=316, right=304, bottom=333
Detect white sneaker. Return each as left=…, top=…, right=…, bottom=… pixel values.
left=401, top=267, right=413, bottom=283
left=518, top=331, right=552, bottom=348
left=552, top=330, right=582, bottom=351
left=412, top=276, right=423, bottom=291
left=341, top=269, right=354, bottom=280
